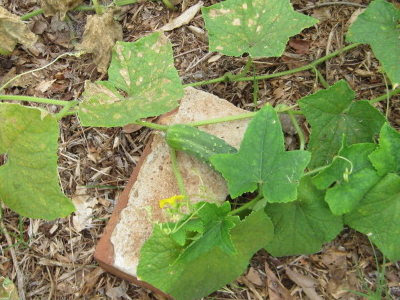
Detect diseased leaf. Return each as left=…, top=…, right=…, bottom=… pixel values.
left=202, top=0, right=318, bottom=57
left=210, top=105, right=310, bottom=202
left=137, top=209, right=274, bottom=300
left=313, top=142, right=380, bottom=215
left=77, top=9, right=123, bottom=73
left=0, top=7, right=37, bottom=55
left=369, top=123, right=400, bottom=176
left=40, top=0, right=83, bottom=19
left=345, top=173, right=400, bottom=261
left=299, top=80, right=385, bottom=168
left=264, top=176, right=343, bottom=256
left=0, top=103, right=75, bottom=220
left=346, top=0, right=400, bottom=87
left=77, top=32, right=183, bottom=127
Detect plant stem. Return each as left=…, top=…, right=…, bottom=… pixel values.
left=133, top=120, right=169, bottom=131
left=369, top=88, right=400, bottom=104
left=304, top=165, right=330, bottom=176
left=92, top=0, right=103, bottom=14
left=288, top=110, right=305, bottom=150
left=0, top=95, right=72, bottom=106
left=169, top=147, right=187, bottom=199
left=184, top=43, right=361, bottom=88
left=161, top=0, right=176, bottom=10
left=114, top=0, right=138, bottom=5
left=313, top=67, right=330, bottom=89
left=188, top=112, right=257, bottom=127
left=229, top=194, right=263, bottom=216
left=55, top=100, right=79, bottom=120
left=20, top=9, right=44, bottom=21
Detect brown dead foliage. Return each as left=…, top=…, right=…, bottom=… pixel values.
left=0, top=0, right=399, bottom=299
left=39, top=0, right=83, bottom=19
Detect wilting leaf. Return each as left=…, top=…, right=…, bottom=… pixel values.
left=40, top=0, right=83, bottom=19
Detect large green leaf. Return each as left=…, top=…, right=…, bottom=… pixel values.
left=137, top=209, right=274, bottom=300
left=0, top=103, right=75, bottom=220
left=312, top=142, right=380, bottom=215
left=298, top=80, right=385, bottom=168
left=345, top=173, right=400, bottom=261
left=77, top=32, right=183, bottom=127
left=264, top=176, right=343, bottom=256
left=346, top=0, right=400, bottom=87
left=210, top=105, right=310, bottom=202
left=369, top=123, right=400, bottom=176
left=202, top=0, right=318, bottom=57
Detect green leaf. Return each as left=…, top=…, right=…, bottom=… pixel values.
left=313, top=142, right=380, bottom=215
left=346, top=0, right=400, bottom=87
left=264, top=176, right=343, bottom=256
left=210, top=105, right=310, bottom=202
left=369, top=123, right=400, bottom=176
left=137, top=209, right=274, bottom=300
left=0, top=103, right=75, bottom=220
left=202, top=0, right=318, bottom=57
left=176, top=202, right=240, bottom=263
left=345, top=173, right=400, bottom=261
left=298, top=80, right=385, bottom=168
left=77, top=32, right=183, bottom=127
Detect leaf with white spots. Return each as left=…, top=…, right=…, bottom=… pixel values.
left=77, top=32, right=184, bottom=127
left=210, top=105, right=310, bottom=202
left=202, top=0, right=318, bottom=57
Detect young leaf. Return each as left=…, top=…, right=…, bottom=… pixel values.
left=137, top=209, right=274, bottom=300
left=312, top=142, right=380, bottom=215
left=210, top=105, right=310, bottom=202
left=77, top=32, right=183, bottom=127
left=0, top=7, right=37, bottom=55
left=0, top=103, right=75, bottom=220
left=264, top=176, right=343, bottom=256
left=344, top=173, right=400, bottom=262
left=298, top=80, right=385, bottom=168
left=175, top=202, right=240, bottom=263
left=77, top=9, right=123, bottom=73
left=202, top=0, right=318, bottom=57
left=369, top=123, right=400, bottom=176
left=346, top=0, right=400, bottom=87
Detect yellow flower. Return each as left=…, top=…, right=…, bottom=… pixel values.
left=159, top=195, right=185, bottom=208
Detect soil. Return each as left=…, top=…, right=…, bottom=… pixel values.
left=0, top=0, right=399, bottom=299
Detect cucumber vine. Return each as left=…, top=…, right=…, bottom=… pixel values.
left=1, top=0, right=400, bottom=299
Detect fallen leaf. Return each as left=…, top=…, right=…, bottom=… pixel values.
left=246, top=267, right=264, bottom=286
left=285, top=267, right=323, bottom=300
left=40, top=0, right=83, bottom=19
left=264, top=262, right=293, bottom=300
left=160, top=2, right=203, bottom=31
left=81, top=267, right=104, bottom=295
left=289, top=38, right=310, bottom=54
left=0, top=6, right=38, bottom=55
left=72, top=186, right=98, bottom=232
left=77, top=9, right=123, bottom=73
left=35, top=79, right=56, bottom=93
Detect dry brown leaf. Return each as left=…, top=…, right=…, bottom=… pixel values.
left=246, top=267, right=264, bottom=286
left=40, top=0, right=83, bottom=19
left=77, top=9, right=123, bottom=73
left=264, top=262, right=293, bottom=300
left=72, top=186, right=98, bottom=232
left=289, top=39, right=310, bottom=54
left=160, top=1, right=203, bottom=32
left=0, top=6, right=37, bottom=55
left=285, top=267, right=323, bottom=300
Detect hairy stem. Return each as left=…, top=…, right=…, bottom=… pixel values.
left=313, top=67, right=330, bottom=89
left=184, top=43, right=362, bottom=87
left=288, top=110, right=306, bottom=150
left=229, top=193, right=263, bottom=216
left=133, top=120, right=169, bottom=131
left=369, top=88, right=400, bottom=104
left=0, top=95, right=72, bottom=106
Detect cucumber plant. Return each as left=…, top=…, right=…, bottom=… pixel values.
left=0, top=0, right=400, bottom=299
